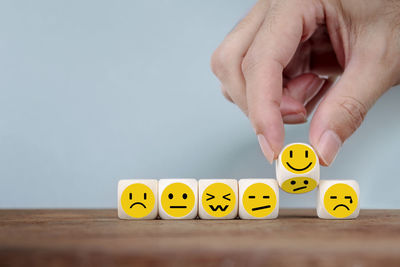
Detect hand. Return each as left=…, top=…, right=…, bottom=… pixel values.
left=211, top=0, right=400, bottom=165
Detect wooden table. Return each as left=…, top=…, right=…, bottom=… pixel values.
left=1, top=209, right=400, bottom=266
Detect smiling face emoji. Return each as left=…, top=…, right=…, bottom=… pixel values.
left=281, top=143, right=317, bottom=174
left=202, top=183, right=235, bottom=217
left=161, top=182, right=195, bottom=217
left=324, top=183, right=358, bottom=218
left=121, top=183, right=155, bottom=218
left=242, top=183, right=276, bottom=218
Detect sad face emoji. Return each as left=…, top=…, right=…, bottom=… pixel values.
left=121, top=183, right=155, bottom=218
left=202, top=183, right=236, bottom=217
left=324, top=183, right=358, bottom=218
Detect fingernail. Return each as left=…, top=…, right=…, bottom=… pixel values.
left=282, top=112, right=307, bottom=124
left=257, top=134, right=274, bottom=164
left=316, top=130, right=342, bottom=165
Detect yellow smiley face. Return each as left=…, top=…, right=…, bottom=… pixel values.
left=121, top=183, right=155, bottom=218
left=281, top=177, right=317, bottom=194
left=281, top=144, right=317, bottom=174
left=242, top=183, right=277, bottom=218
left=202, top=183, right=235, bottom=217
left=161, top=183, right=195, bottom=217
left=324, top=183, right=358, bottom=218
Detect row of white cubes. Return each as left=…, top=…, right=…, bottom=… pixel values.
left=118, top=178, right=360, bottom=220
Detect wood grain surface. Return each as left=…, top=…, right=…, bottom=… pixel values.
left=0, top=209, right=400, bottom=267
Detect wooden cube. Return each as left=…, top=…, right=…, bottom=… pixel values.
left=118, top=179, right=158, bottom=220
left=276, top=143, right=320, bottom=194
left=198, top=179, right=238, bottom=219
left=158, top=179, right=198, bottom=219
left=238, top=179, right=279, bottom=219
left=317, top=180, right=360, bottom=219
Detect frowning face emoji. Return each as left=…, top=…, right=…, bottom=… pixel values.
left=324, top=183, right=358, bottom=218
left=202, top=183, right=235, bottom=217
left=121, top=183, right=155, bottom=218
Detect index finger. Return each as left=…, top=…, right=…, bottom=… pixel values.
left=242, top=1, right=322, bottom=162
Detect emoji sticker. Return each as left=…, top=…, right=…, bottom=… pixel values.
left=242, top=183, right=276, bottom=217
left=121, top=183, right=155, bottom=218
left=281, top=177, right=317, bottom=194
left=161, top=182, right=195, bottom=217
left=202, top=183, right=235, bottom=217
left=324, top=183, right=358, bottom=218
left=281, top=143, right=317, bottom=174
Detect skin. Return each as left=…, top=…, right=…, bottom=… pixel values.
left=211, top=0, right=400, bottom=165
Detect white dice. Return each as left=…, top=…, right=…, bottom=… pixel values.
left=118, top=179, right=158, bottom=220
left=158, top=179, right=198, bottom=219
left=276, top=143, right=320, bottom=194
left=238, top=179, right=279, bottom=219
left=117, top=177, right=361, bottom=220
left=198, top=179, right=238, bottom=219
left=317, top=180, right=360, bottom=219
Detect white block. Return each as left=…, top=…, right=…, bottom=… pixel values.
left=276, top=143, right=320, bottom=194
left=238, top=179, right=279, bottom=219
left=118, top=179, right=158, bottom=220
left=317, top=180, right=360, bottom=219
left=198, top=179, right=238, bottom=219
left=158, top=179, right=198, bottom=219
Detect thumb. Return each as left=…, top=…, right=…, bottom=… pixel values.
left=309, top=60, right=391, bottom=166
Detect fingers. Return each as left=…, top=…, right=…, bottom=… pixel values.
left=305, top=76, right=336, bottom=115
left=309, top=61, right=390, bottom=166
left=212, top=0, right=326, bottom=164
left=243, top=1, right=323, bottom=162
left=211, top=0, right=270, bottom=115
left=220, top=85, right=233, bottom=103
left=280, top=94, right=307, bottom=124
left=284, top=73, right=326, bottom=105
left=281, top=73, right=326, bottom=124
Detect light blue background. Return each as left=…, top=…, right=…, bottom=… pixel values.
left=1, top=1, right=399, bottom=208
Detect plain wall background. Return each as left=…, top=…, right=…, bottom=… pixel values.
left=1, top=0, right=399, bottom=208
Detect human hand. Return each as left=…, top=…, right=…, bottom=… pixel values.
left=211, top=0, right=400, bottom=165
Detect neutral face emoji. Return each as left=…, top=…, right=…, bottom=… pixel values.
left=324, top=183, right=358, bottom=218
left=242, top=183, right=276, bottom=217
left=202, top=183, right=235, bottom=217
left=161, top=183, right=195, bottom=217
left=121, top=183, right=155, bottom=218
left=281, top=177, right=317, bottom=194
left=281, top=144, right=317, bottom=174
